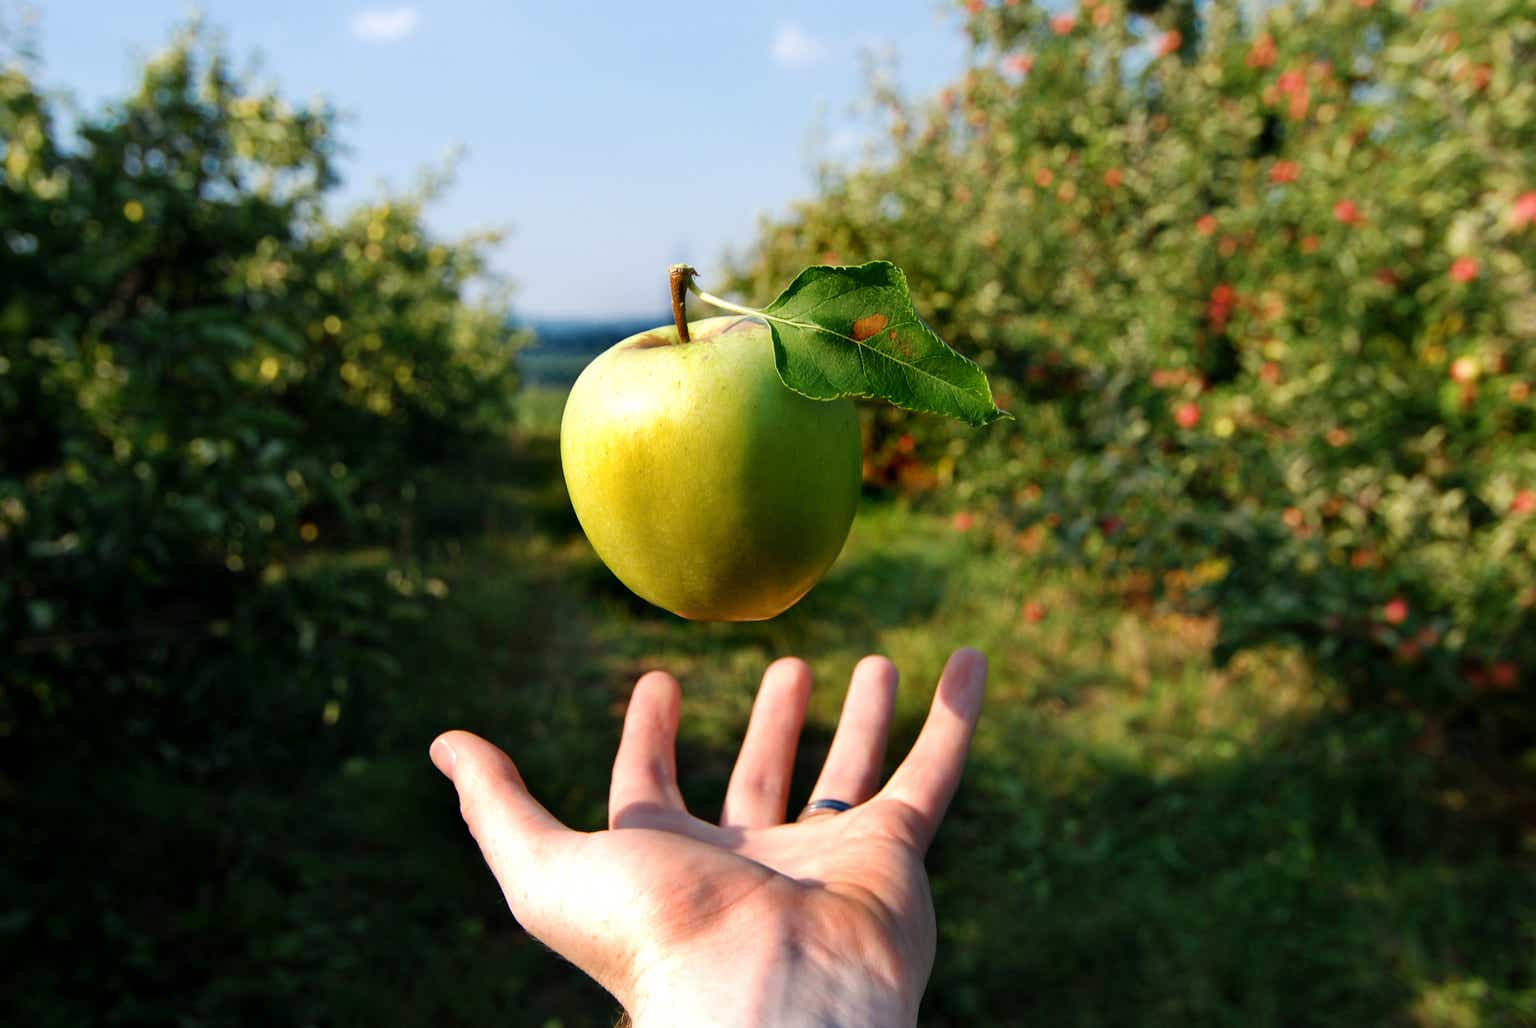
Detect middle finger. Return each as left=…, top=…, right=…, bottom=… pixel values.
left=720, top=657, right=813, bottom=828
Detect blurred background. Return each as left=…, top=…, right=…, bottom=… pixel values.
left=3, top=1, right=1534, bottom=1025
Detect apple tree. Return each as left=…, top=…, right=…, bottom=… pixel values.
left=731, top=0, right=1536, bottom=752
left=0, top=29, right=523, bottom=758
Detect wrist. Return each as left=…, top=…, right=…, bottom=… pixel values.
left=625, top=921, right=918, bottom=1028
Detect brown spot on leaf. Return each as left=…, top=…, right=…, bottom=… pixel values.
left=852, top=313, right=889, bottom=342
left=888, top=329, right=897, bottom=339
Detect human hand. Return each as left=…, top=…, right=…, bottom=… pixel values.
left=430, top=648, right=987, bottom=1027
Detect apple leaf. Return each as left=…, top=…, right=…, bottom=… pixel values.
left=756, top=262, right=1009, bottom=427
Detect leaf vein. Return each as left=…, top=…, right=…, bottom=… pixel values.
left=770, top=316, right=982, bottom=401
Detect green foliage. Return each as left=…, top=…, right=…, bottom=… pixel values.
left=5, top=11, right=1532, bottom=1026
left=731, top=0, right=1536, bottom=750
left=12, top=399, right=1529, bottom=1026
left=0, top=30, right=523, bottom=745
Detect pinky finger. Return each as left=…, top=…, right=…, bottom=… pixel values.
left=876, top=648, right=987, bottom=852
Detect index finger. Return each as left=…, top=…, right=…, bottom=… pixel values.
left=876, top=648, right=987, bottom=852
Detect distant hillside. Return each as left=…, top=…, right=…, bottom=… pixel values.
left=517, top=315, right=667, bottom=386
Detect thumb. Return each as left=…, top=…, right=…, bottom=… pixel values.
left=431, top=730, right=575, bottom=926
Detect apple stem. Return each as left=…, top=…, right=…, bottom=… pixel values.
left=669, top=264, right=696, bottom=343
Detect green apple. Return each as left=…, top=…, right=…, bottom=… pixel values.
left=560, top=315, right=860, bottom=621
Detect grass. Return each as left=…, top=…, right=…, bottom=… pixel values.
left=6, top=384, right=1533, bottom=1027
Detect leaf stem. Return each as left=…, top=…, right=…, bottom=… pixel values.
left=668, top=264, right=696, bottom=342
left=686, top=281, right=763, bottom=320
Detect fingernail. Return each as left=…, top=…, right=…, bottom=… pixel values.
left=429, top=737, right=456, bottom=778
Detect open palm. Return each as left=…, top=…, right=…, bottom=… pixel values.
left=432, top=648, right=987, bottom=1027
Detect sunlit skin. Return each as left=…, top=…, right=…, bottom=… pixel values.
left=560, top=315, right=861, bottom=621
left=431, top=648, right=988, bottom=1026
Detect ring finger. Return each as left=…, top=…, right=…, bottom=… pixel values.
left=800, top=655, right=898, bottom=818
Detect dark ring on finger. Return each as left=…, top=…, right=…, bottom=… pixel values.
left=797, top=797, right=854, bottom=821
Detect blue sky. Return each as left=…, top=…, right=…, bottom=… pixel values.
left=29, top=2, right=972, bottom=318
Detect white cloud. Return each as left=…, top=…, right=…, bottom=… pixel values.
left=349, top=7, right=420, bottom=43
left=770, top=23, right=826, bottom=69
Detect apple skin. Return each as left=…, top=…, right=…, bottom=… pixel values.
left=560, top=315, right=861, bottom=621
